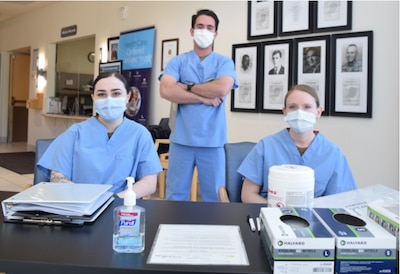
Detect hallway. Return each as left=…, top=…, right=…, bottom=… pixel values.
left=0, top=142, right=33, bottom=192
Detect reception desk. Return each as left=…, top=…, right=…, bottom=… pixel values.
left=0, top=191, right=271, bottom=274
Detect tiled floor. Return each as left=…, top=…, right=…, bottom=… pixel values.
left=0, top=142, right=34, bottom=192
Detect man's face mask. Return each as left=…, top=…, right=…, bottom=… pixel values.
left=193, top=29, right=214, bottom=49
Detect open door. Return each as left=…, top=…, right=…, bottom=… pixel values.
left=8, top=53, right=30, bottom=142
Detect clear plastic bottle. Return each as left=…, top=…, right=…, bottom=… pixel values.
left=113, top=177, right=145, bottom=253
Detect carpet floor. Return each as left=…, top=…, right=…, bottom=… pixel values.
left=0, top=152, right=35, bottom=174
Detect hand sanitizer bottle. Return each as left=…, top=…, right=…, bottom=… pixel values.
left=113, top=177, right=145, bottom=253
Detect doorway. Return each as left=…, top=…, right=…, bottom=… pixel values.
left=8, top=50, right=30, bottom=142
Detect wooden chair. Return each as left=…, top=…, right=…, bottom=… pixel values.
left=154, top=139, right=198, bottom=201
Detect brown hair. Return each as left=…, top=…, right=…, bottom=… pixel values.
left=284, top=84, right=320, bottom=108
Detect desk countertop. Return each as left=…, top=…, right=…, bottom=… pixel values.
left=0, top=191, right=271, bottom=274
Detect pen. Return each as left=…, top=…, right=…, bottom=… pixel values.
left=247, top=215, right=256, bottom=232
left=256, top=217, right=261, bottom=234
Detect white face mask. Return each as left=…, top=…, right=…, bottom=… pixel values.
left=284, top=109, right=316, bottom=134
left=95, top=97, right=127, bottom=122
left=193, top=29, right=214, bottom=49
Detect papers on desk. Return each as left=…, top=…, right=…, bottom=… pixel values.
left=1, top=182, right=114, bottom=225
left=147, top=224, right=249, bottom=265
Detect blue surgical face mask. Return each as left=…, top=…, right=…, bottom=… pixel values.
left=95, top=97, right=126, bottom=122
left=284, top=109, right=316, bottom=134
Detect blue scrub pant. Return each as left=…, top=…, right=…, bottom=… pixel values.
left=166, top=142, right=225, bottom=202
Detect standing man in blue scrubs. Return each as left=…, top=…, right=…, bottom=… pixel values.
left=159, top=9, right=238, bottom=201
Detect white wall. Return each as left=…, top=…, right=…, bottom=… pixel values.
left=0, top=1, right=398, bottom=191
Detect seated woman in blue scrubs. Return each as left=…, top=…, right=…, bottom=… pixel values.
left=37, top=72, right=162, bottom=198
left=239, top=84, right=357, bottom=203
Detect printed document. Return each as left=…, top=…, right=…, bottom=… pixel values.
left=147, top=224, right=249, bottom=265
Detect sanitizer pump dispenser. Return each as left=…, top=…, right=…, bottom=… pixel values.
left=113, top=177, right=145, bottom=253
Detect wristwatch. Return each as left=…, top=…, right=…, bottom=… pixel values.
left=187, top=83, right=195, bottom=92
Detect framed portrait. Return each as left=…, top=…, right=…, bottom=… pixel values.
left=107, top=36, right=119, bottom=62
left=247, top=0, right=278, bottom=40
left=331, top=31, right=373, bottom=118
left=314, top=0, right=352, bottom=32
left=294, top=35, right=331, bottom=116
left=161, top=38, right=179, bottom=70
left=99, top=60, right=122, bottom=74
left=260, top=39, right=293, bottom=113
left=278, top=0, right=313, bottom=36
left=231, top=43, right=261, bottom=112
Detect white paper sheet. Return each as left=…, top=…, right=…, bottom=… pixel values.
left=147, top=224, right=249, bottom=265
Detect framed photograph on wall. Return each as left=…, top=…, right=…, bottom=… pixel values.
left=294, top=35, right=330, bottom=116
left=261, top=39, right=293, bottom=113
left=278, top=0, right=313, bottom=36
left=331, top=31, right=373, bottom=118
left=99, top=60, right=122, bottom=74
left=161, top=38, right=179, bottom=70
left=231, top=43, right=261, bottom=112
left=247, top=0, right=278, bottom=40
left=314, top=0, right=352, bottom=32
left=107, top=36, right=119, bottom=62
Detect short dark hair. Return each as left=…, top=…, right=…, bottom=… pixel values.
left=272, top=50, right=282, bottom=58
left=191, top=9, right=220, bottom=31
left=92, top=72, right=129, bottom=94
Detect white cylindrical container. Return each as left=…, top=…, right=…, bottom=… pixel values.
left=268, top=164, right=314, bottom=208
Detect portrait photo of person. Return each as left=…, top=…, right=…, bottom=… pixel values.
left=342, top=43, right=362, bottom=72
left=303, top=47, right=321, bottom=74
left=240, top=53, right=252, bottom=74
left=268, top=50, right=285, bottom=75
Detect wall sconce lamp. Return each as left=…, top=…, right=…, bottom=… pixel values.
left=37, top=68, right=47, bottom=79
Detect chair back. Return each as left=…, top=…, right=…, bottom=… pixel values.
left=224, top=142, right=256, bottom=202
left=33, top=138, right=54, bottom=185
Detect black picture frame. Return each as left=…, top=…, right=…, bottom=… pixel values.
left=331, top=31, right=373, bottom=118
left=314, top=0, right=352, bottom=33
left=278, top=0, right=313, bottom=37
left=260, top=39, right=293, bottom=113
left=107, top=36, right=119, bottom=62
left=99, top=60, right=122, bottom=74
left=294, top=35, right=331, bottom=116
left=231, top=43, right=261, bottom=112
left=161, top=38, right=179, bottom=71
left=247, top=0, right=278, bottom=40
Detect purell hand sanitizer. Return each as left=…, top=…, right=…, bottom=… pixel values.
left=113, top=177, right=145, bottom=253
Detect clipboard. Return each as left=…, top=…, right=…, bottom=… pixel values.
left=2, top=182, right=115, bottom=225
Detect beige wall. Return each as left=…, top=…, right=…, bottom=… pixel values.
left=0, top=1, right=398, bottom=191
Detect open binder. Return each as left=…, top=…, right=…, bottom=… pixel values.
left=1, top=182, right=114, bottom=225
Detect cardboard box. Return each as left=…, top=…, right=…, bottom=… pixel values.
left=314, top=208, right=397, bottom=274
left=259, top=207, right=335, bottom=274
left=367, top=199, right=399, bottom=249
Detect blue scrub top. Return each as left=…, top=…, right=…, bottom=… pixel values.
left=238, top=129, right=357, bottom=197
left=37, top=117, right=162, bottom=193
left=159, top=50, right=238, bottom=147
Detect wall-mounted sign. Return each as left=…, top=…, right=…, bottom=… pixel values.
left=61, top=25, right=77, bottom=38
